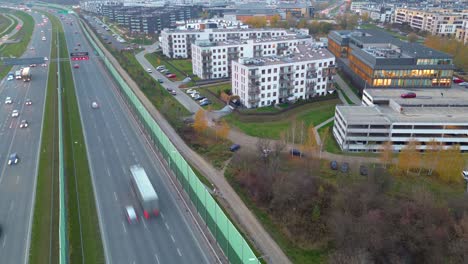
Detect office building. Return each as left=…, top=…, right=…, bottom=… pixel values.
left=333, top=88, right=468, bottom=152
left=160, top=27, right=309, bottom=58
left=231, top=44, right=336, bottom=108
left=328, top=29, right=454, bottom=90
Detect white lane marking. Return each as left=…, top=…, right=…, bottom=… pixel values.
left=15, top=175, right=19, bottom=184
left=106, top=167, right=110, bottom=177
left=97, top=135, right=101, bottom=143
left=164, top=222, right=169, bottom=230
left=154, top=254, right=160, bottom=264
left=121, top=222, right=127, bottom=233
left=160, top=212, right=164, bottom=219
left=2, top=235, right=6, bottom=248
left=170, top=235, right=175, bottom=243
left=177, top=248, right=182, bottom=257
left=113, top=192, right=117, bottom=201
left=9, top=200, right=14, bottom=212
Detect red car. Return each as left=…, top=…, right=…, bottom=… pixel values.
left=166, top=73, right=176, bottom=78
left=73, top=64, right=80, bottom=69
left=453, top=77, right=464, bottom=84
left=400, top=92, right=416, bottom=98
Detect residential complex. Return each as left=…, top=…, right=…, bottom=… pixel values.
left=175, top=18, right=248, bottom=30
left=455, top=20, right=468, bottom=44
left=394, top=8, right=468, bottom=38
left=160, top=27, right=309, bottom=58
left=328, top=29, right=454, bottom=91
left=191, top=35, right=312, bottom=79
left=231, top=44, right=336, bottom=108
left=333, top=88, right=468, bottom=152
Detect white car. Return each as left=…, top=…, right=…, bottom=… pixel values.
left=125, top=206, right=138, bottom=224
left=11, top=110, right=19, bottom=117
left=459, top=82, right=468, bottom=87
left=5, top=97, right=12, bottom=104
left=91, top=101, right=99, bottom=109
left=146, top=68, right=152, bottom=73
left=42, top=36, right=46, bottom=41
left=190, top=93, right=200, bottom=98
left=44, top=57, right=49, bottom=61
left=7, top=75, right=13, bottom=81
left=186, top=89, right=197, bottom=94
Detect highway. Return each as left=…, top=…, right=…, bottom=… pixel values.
left=62, top=15, right=215, bottom=264
left=0, top=12, right=51, bottom=264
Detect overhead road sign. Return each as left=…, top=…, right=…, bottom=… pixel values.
left=1, top=57, right=46, bottom=65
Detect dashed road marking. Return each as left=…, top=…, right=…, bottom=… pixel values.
left=165, top=222, right=169, bottom=230
left=170, top=235, right=175, bottom=243
left=113, top=192, right=117, bottom=201
left=154, top=254, right=160, bottom=264
left=177, top=248, right=182, bottom=257
left=121, top=222, right=127, bottom=233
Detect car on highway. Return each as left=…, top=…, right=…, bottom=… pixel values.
left=19, top=120, right=28, bottom=128
left=125, top=206, right=138, bottom=224
left=7, top=73, right=14, bottom=81
left=91, top=101, right=99, bottom=109
left=30, top=47, right=35, bottom=50
left=41, top=63, right=47, bottom=67
left=400, top=92, right=416, bottom=99
left=73, top=64, right=80, bottom=69
left=44, top=57, right=48, bottom=61
left=8, top=153, right=19, bottom=165
left=11, top=110, right=19, bottom=117
left=42, top=36, right=46, bottom=41
left=25, top=99, right=32, bottom=105
left=146, top=68, right=152, bottom=73
left=77, top=43, right=81, bottom=46
left=5, top=97, right=12, bottom=104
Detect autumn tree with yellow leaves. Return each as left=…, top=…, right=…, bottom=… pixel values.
left=397, top=139, right=421, bottom=175
left=380, top=141, right=393, bottom=168
left=193, top=109, right=208, bottom=134
left=436, top=145, right=464, bottom=183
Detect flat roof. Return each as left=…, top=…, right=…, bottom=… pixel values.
left=162, top=27, right=297, bottom=34
left=237, top=44, right=334, bottom=67
left=365, top=87, right=468, bottom=105
left=195, top=34, right=311, bottom=47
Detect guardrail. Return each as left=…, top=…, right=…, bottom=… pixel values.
left=79, top=19, right=257, bottom=264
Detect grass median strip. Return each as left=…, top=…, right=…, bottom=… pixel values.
left=29, top=12, right=60, bottom=264
left=52, top=14, right=105, bottom=263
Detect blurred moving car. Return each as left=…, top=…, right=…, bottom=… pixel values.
left=19, top=120, right=28, bottom=128
left=91, top=101, right=99, bottom=109
left=25, top=99, right=32, bottom=105
left=8, top=153, right=19, bottom=165
left=11, top=110, right=19, bottom=117
left=125, top=206, right=138, bottom=224
left=5, top=97, right=12, bottom=104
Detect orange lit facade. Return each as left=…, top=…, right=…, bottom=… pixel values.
left=328, top=29, right=454, bottom=89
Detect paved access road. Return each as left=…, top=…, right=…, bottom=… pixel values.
left=0, top=12, right=51, bottom=264
left=62, top=15, right=214, bottom=264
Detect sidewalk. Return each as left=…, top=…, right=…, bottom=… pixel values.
left=83, top=21, right=292, bottom=264
left=334, top=74, right=361, bottom=105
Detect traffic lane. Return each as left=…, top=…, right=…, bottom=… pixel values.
left=85, top=57, right=210, bottom=264
left=70, top=61, right=189, bottom=264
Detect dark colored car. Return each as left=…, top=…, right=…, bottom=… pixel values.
left=8, top=153, right=19, bottom=165
left=400, top=92, right=416, bottom=99
left=330, top=160, right=338, bottom=170
left=290, top=149, right=303, bottom=157
left=230, top=144, right=241, bottom=152
left=195, top=96, right=206, bottom=101
left=200, top=100, right=211, bottom=106
left=340, top=162, right=349, bottom=173
left=360, top=165, right=368, bottom=176
left=157, top=78, right=164, bottom=83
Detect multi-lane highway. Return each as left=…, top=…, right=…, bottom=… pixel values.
left=0, top=11, right=51, bottom=264
left=62, top=15, right=215, bottom=264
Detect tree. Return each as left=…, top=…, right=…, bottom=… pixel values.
left=270, top=14, right=281, bottom=27
left=244, top=16, right=267, bottom=28
left=398, top=139, right=421, bottom=175
left=303, top=124, right=318, bottom=155
left=360, top=12, right=371, bottom=23
left=297, top=18, right=308, bottom=29
left=422, top=139, right=442, bottom=175
left=319, top=126, right=330, bottom=159
left=193, top=109, right=207, bottom=134
left=436, top=145, right=464, bottom=183
left=380, top=141, right=393, bottom=168
left=215, top=119, right=230, bottom=140
left=408, top=32, right=418, bottom=43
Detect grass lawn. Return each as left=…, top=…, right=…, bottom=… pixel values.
left=29, top=12, right=60, bottom=264
left=318, top=122, right=341, bottom=153
left=201, top=90, right=226, bottom=110
left=225, top=99, right=339, bottom=140
left=145, top=52, right=193, bottom=82
left=55, top=13, right=104, bottom=263
left=0, top=14, right=10, bottom=35
left=0, top=11, right=18, bottom=38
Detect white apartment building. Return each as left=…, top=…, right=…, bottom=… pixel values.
left=333, top=88, right=468, bottom=152
left=231, top=44, right=336, bottom=108
left=175, top=19, right=248, bottom=30
left=394, top=8, right=467, bottom=37
left=191, top=35, right=313, bottom=79
left=456, top=20, right=468, bottom=44
left=160, top=28, right=309, bottom=58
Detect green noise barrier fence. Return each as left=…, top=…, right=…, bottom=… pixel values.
left=80, top=20, right=257, bottom=264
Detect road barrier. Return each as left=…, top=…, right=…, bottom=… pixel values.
left=80, top=20, right=258, bottom=264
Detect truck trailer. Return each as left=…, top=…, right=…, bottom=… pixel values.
left=130, top=165, right=159, bottom=219
left=21, top=67, right=31, bottom=82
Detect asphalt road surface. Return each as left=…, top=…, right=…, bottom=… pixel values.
left=62, top=15, right=215, bottom=264
left=0, top=12, right=51, bottom=264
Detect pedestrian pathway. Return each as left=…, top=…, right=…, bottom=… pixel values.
left=334, top=74, right=361, bottom=104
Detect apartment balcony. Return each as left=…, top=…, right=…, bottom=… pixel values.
left=326, top=80, right=336, bottom=91
left=248, top=96, right=260, bottom=104
left=306, top=70, right=318, bottom=79
left=248, top=86, right=260, bottom=95
left=322, top=65, right=337, bottom=77
left=306, top=80, right=316, bottom=89
left=279, top=68, right=294, bottom=75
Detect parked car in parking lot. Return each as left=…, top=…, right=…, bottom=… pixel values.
left=166, top=73, right=176, bottom=78
left=156, top=66, right=165, bottom=71
left=186, top=89, right=197, bottom=94
left=340, top=162, right=349, bottom=173
left=400, top=92, right=416, bottom=99
left=230, top=144, right=240, bottom=152
left=200, top=100, right=211, bottom=106
left=290, top=149, right=303, bottom=157
left=330, top=160, right=338, bottom=170
left=360, top=165, right=368, bottom=176
left=195, top=96, right=206, bottom=101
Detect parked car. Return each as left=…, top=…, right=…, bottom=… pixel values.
left=459, top=82, right=468, bottom=87
left=453, top=77, right=464, bottom=84
left=290, top=149, right=303, bottom=157
left=400, top=92, right=416, bottom=99
left=195, top=96, right=206, bottom=101
left=190, top=93, right=200, bottom=98
left=186, top=89, right=197, bottom=94
left=230, top=144, right=241, bottom=152
left=359, top=165, right=368, bottom=176
left=200, top=100, right=211, bottom=106
left=330, top=160, right=338, bottom=170
left=340, top=162, right=349, bottom=173
left=166, top=73, right=176, bottom=78
left=156, top=66, right=165, bottom=71
left=160, top=69, right=168, bottom=73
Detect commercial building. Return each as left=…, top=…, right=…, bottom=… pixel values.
left=394, top=8, right=467, bottom=38
left=160, top=27, right=308, bottom=58
left=231, top=44, right=336, bottom=108
left=328, top=29, right=454, bottom=90
left=192, top=35, right=312, bottom=79
left=333, top=88, right=468, bottom=152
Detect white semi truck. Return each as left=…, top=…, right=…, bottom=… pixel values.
left=21, top=67, right=31, bottom=82
left=130, top=165, right=160, bottom=219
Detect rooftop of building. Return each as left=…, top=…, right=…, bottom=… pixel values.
left=162, top=27, right=305, bottom=34
left=236, top=44, right=334, bottom=67
left=329, top=29, right=451, bottom=59
left=339, top=87, right=468, bottom=124
left=194, top=34, right=311, bottom=48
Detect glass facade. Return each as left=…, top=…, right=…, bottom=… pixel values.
left=372, top=69, right=452, bottom=87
